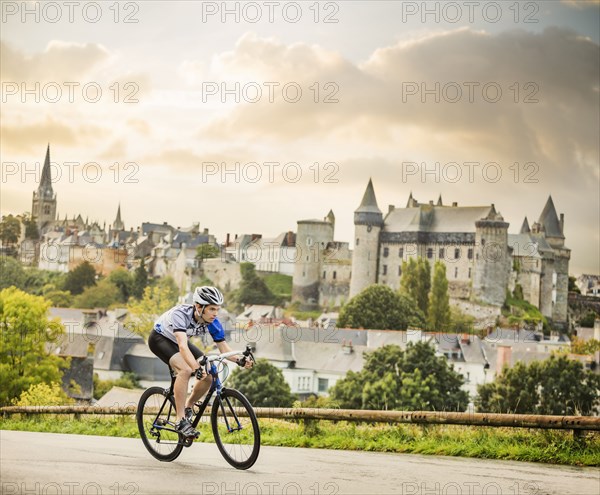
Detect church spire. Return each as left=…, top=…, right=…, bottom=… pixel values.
left=38, top=144, right=54, bottom=200
left=520, top=217, right=531, bottom=234
left=113, top=203, right=124, bottom=231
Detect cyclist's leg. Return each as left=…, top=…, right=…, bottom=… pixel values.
left=185, top=341, right=211, bottom=408
left=169, top=352, right=195, bottom=422
left=149, top=331, right=190, bottom=422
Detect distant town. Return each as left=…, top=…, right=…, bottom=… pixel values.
left=1, top=145, right=599, bottom=407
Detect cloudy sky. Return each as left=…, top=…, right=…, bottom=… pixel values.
left=1, top=0, right=598, bottom=274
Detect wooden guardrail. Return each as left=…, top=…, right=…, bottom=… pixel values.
left=1, top=406, right=599, bottom=435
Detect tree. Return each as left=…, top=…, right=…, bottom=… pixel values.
left=196, top=243, right=220, bottom=263
left=568, top=276, right=581, bottom=294
left=449, top=306, right=475, bottom=333
left=427, top=261, right=451, bottom=332
left=73, top=279, right=121, bottom=309
left=126, top=277, right=179, bottom=338
left=22, top=268, right=67, bottom=296
left=337, top=284, right=425, bottom=330
left=108, top=268, right=133, bottom=303
left=43, top=288, right=74, bottom=307
left=331, top=343, right=468, bottom=411
left=570, top=337, right=600, bottom=355
left=579, top=311, right=598, bottom=328
left=21, top=213, right=39, bottom=241
left=132, top=258, right=148, bottom=299
left=236, top=263, right=279, bottom=306
left=228, top=358, right=295, bottom=407
left=326, top=370, right=365, bottom=409
left=0, top=214, right=21, bottom=250
left=476, top=355, right=600, bottom=415
left=14, top=381, right=73, bottom=406
left=0, top=256, right=26, bottom=290
left=0, top=287, right=69, bottom=405
left=63, top=261, right=97, bottom=295
left=400, top=257, right=430, bottom=315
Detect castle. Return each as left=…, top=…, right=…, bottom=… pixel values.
left=292, top=179, right=571, bottom=329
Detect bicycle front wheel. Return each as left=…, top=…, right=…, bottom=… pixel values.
left=137, top=386, right=184, bottom=462
left=211, top=388, right=260, bottom=470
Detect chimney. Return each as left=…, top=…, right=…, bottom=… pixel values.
left=452, top=202, right=458, bottom=207
left=388, top=205, right=395, bottom=213
left=287, top=231, right=294, bottom=246
left=429, top=200, right=434, bottom=205
left=226, top=233, right=230, bottom=247
left=496, top=345, right=512, bottom=372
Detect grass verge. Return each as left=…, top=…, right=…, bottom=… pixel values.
left=1, top=415, right=598, bottom=466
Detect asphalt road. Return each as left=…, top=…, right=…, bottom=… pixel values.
left=1, top=430, right=598, bottom=495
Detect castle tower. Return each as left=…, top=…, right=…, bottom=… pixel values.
left=292, top=212, right=335, bottom=307
left=538, top=196, right=570, bottom=327
left=538, top=196, right=564, bottom=249
left=349, top=179, right=383, bottom=298
left=31, top=144, right=57, bottom=231
left=472, top=205, right=510, bottom=306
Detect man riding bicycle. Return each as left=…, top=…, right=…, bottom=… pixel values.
left=148, top=286, right=252, bottom=438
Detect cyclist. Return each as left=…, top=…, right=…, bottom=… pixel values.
left=148, top=285, right=252, bottom=438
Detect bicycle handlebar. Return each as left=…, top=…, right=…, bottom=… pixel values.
left=197, top=344, right=255, bottom=369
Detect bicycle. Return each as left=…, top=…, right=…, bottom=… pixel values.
left=136, top=344, right=260, bottom=470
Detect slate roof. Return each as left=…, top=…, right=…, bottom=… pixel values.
left=538, top=196, right=563, bottom=238
left=384, top=205, right=493, bottom=233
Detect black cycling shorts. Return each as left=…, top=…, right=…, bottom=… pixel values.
left=148, top=330, right=204, bottom=366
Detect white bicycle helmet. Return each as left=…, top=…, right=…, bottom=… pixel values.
left=193, top=286, right=224, bottom=306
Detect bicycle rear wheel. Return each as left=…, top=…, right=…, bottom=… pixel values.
left=137, top=386, right=184, bottom=462
left=211, top=388, right=260, bottom=470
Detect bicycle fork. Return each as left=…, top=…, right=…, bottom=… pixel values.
left=218, top=394, right=243, bottom=433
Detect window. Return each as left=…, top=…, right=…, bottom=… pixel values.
left=454, top=267, right=458, bottom=278
left=322, top=271, right=326, bottom=279
left=454, top=248, right=460, bottom=259
left=44, top=205, right=51, bottom=215
left=481, top=238, right=486, bottom=246
left=398, top=266, right=402, bottom=276
left=318, top=378, right=328, bottom=392
left=383, top=247, right=389, bottom=257
left=427, top=248, right=433, bottom=259
left=399, top=247, right=404, bottom=258
left=439, top=248, right=444, bottom=259
left=382, top=265, right=387, bottom=275
left=333, top=271, right=337, bottom=280
left=298, top=377, right=311, bottom=391
left=356, top=238, right=360, bottom=246
left=468, top=248, right=473, bottom=260
left=468, top=268, right=472, bottom=278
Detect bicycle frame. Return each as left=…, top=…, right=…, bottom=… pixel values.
left=149, top=349, right=249, bottom=441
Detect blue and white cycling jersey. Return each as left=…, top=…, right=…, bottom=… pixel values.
left=153, top=304, right=225, bottom=344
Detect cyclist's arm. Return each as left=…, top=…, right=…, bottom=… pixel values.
left=215, top=340, right=252, bottom=368
left=174, top=331, right=201, bottom=371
